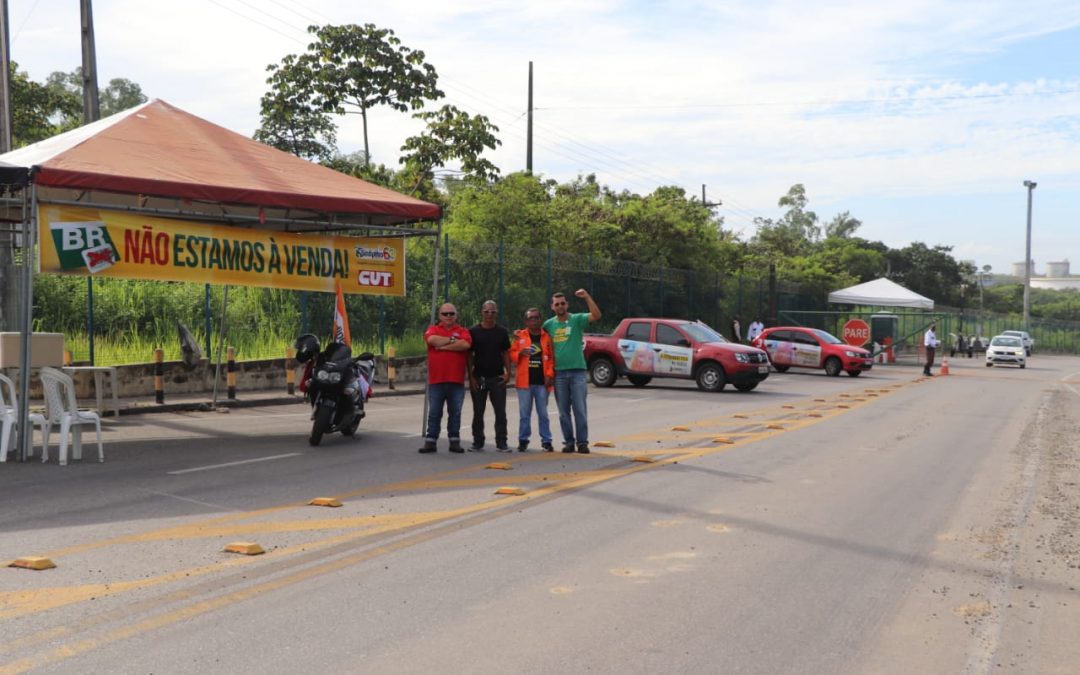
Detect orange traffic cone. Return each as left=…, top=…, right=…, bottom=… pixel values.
left=939, top=357, right=950, bottom=375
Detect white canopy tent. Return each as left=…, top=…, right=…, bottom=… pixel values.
left=827, top=278, right=934, bottom=309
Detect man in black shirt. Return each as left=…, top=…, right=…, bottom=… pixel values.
left=468, top=300, right=511, bottom=451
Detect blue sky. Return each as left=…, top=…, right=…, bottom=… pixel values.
left=9, top=0, right=1080, bottom=278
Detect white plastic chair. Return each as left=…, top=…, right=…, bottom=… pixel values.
left=0, top=372, right=48, bottom=462
left=39, top=367, right=104, bottom=466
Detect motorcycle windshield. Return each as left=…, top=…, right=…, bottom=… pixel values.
left=321, top=342, right=352, bottom=365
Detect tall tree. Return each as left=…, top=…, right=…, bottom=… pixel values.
left=751, top=184, right=821, bottom=258
left=10, top=63, right=80, bottom=146
left=399, top=104, right=501, bottom=191
left=260, top=23, right=443, bottom=166
left=255, top=90, right=339, bottom=162
left=886, top=242, right=973, bottom=306
left=825, top=211, right=861, bottom=239
left=609, top=185, right=726, bottom=269
left=447, top=171, right=555, bottom=246
left=44, top=68, right=146, bottom=124
left=99, top=77, right=148, bottom=116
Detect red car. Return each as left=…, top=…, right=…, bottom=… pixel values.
left=584, top=318, right=771, bottom=392
left=751, top=326, right=873, bottom=377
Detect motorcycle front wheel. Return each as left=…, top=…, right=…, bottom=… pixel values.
left=342, top=413, right=361, bottom=437
left=310, top=405, right=334, bottom=446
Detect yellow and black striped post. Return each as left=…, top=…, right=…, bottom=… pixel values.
left=227, top=346, right=236, bottom=400
left=286, top=347, right=296, bottom=395
left=387, top=345, right=396, bottom=390
left=154, top=348, right=165, bottom=403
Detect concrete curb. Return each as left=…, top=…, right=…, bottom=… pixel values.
left=117, top=387, right=425, bottom=416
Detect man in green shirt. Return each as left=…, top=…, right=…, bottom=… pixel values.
left=543, top=289, right=602, bottom=453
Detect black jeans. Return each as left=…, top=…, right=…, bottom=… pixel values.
left=471, top=376, right=508, bottom=447
left=924, top=346, right=936, bottom=373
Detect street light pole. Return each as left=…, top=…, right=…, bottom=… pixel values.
left=1022, top=180, right=1036, bottom=331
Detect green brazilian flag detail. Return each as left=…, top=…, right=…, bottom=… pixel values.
left=49, top=221, right=120, bottom=274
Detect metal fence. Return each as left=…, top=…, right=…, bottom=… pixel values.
left=33, top=235, right=1080, bottom=365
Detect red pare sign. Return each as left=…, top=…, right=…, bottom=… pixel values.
left=842, top=319, right=871, bottom=346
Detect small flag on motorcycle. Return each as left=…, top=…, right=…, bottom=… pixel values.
left=333, top=280, right=351, bottom=345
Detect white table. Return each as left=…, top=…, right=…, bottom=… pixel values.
left=62, top=366, right=121, bottom=417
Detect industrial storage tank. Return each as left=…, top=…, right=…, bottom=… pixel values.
left=1046, top=260, right=1070, bottom=277
left=1012, top=260, right=1035, bottom=277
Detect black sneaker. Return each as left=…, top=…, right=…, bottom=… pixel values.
left=562, top=444, right=575, bottom=453
left=449, top=443, right=465, bottom=453
left=542, top=442, right=554, bottom=452
left=577, top=443, right=590, bottom=454
left=496, top=445, right=511, bottom=453
left=470, top=441, right=485, bottom=451
left=517, top=441, right=529, bottom=452
left=419, top=442, right=436, bottom=454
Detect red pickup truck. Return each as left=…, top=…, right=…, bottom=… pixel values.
left=583, top=318, right=771, bottom=392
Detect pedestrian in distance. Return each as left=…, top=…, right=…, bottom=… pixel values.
left=467, top=300, right=511, bottom=452
left=544, top=289, right=601, bottom=453
left=731, top=315, right=742, bottom=343
left=420, top=303, right=472, bottom=453
left=746, top=317, right=765, bottom=343
left=923, top=323, right=940, bottom=376
left=509, top=307, right=555, bottom=452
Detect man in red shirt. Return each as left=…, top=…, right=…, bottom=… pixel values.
left=420, top=302, right=472, bottom=453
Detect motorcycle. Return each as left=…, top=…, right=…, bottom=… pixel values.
left=294, top=334, right=375, bottom=446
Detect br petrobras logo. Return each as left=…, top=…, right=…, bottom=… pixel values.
left=357, top=269, right=394, bottom=287
left=49, top=221, right=119, bottom=274
left=354, top=245, right=397, bottom=263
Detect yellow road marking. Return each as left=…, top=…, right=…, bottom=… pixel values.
left=0, top=381, right=914, bottom=670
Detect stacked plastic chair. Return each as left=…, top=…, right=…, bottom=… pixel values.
left=38, top=367, right=104, bottom=465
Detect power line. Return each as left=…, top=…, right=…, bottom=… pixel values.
left=264, top=0, right=330, bottom=27
left=204, top=0, right=307, bottom=44
left=534, top=86, right=1080, bottom=111
left=10, top=0, right=43, bottom=43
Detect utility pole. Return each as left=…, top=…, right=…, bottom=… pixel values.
left=1022, top=180, right=1036, bottom=331
left=526, top=61, right=533, bottom=173
left=0, top=0, right=11, bottom=152
left=81, top=0, right=100, bottom=363
left=81, top=0, right=100, bottom=123
left=0, top=0, right=15, bottom=332
left=701, top=184, right=722, bottom=208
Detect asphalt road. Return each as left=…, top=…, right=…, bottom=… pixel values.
left=2, top=356, right=1079, bottom=674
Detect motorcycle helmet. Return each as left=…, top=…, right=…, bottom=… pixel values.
left=294, top=334, right=320, bottom=363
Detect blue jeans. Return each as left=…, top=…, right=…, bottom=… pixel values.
left=425, top=382, right=466, bottom=443
left=516, top=385, right=552, bottom=444
left=553, top=369, right=588, bottom=446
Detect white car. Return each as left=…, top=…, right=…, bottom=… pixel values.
left=1000, top=330, right=1034, bottom=356
left=986, top=335, right=1027, bottom=368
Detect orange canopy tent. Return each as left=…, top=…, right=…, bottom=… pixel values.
left=0, top=100, right=444, bottom=460
left=0, top=99, right=440, bottom=225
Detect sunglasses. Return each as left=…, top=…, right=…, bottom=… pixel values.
left=526, top=315, right=541, bottom=320
left=440, top=311, right=456, bottom=316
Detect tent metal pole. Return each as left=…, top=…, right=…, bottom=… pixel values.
left=211, top=285, right=229, bottom=407
left=16, top=184, right=35, bottom=461
left=420, top=219, right=443, bottom=437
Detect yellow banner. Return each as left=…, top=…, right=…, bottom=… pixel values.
left=37, top=205, right=406, bottom=296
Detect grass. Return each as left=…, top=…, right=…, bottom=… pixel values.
left=62, top=329, right=429, bottom=365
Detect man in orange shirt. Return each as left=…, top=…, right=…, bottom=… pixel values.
left=509, top=307, right=555, bottom=452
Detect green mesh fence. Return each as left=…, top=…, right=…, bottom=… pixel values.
left=33, top=235, right=1080, bottom=365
